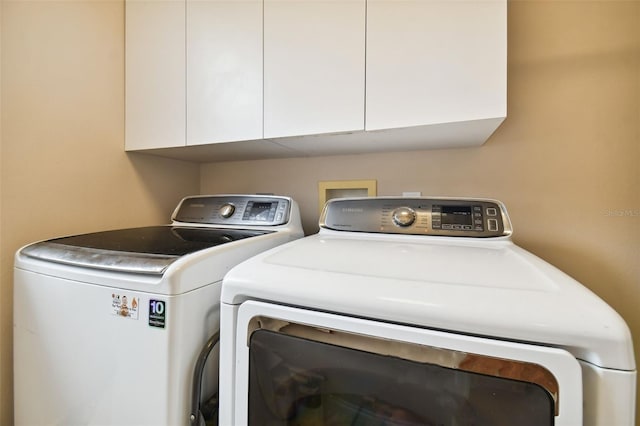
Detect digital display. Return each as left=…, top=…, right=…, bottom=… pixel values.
left=441, top=205, right=473, bottom=226
left=248, top=202, right=274, bottom=221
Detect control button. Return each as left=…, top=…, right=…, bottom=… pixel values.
left=486, top=207, right=497, bottom=216
left=488, top=219, right=498, bottom=232
left=392, top=207, right=416, bottom=227
left=473, top=205, right=482, bottom=212
left=219, top=203, right=235, bottom=218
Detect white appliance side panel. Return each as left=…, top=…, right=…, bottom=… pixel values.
left=233, top=301, right=583, bottom=425
left=580, top=361, right=637, bottom=426
left=219, top=303, right=241, bottom=426
left=264, top=0, right=365, bottom=139
left=366, top=0, right=506, bottom=131
left=14, top=268, right=221, bottom=426
left=125, top=0, right=186, bottom=150
left=186, top=0, right=263, bottom=145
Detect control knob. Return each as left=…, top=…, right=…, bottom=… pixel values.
left=392, top=207, right=416, bottom=227
left=219, top=203, right=235, bottom=219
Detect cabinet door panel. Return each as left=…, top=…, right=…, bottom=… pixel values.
left=187, top=0, right=263, bottom=145
left=264, top=0, right=365, bottom=139
left=366, top=0, right=507, bottom=131
left=125, top=0, right=185, bottom=150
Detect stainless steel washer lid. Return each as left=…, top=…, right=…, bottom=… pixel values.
left=21, top=226, right=271, bottom=275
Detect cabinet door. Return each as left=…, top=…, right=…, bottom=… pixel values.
left=125, top=0, right=185, bottom=150
left=264, top=0, right=365, bottom=139
left=187, top=0, right=263, bottom=145
left=366, top=0, right=507, bottom=131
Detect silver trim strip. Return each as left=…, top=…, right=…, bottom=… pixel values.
left=21, top=243, right=178, bottom=275
left=172, top=195, right=292, bottom=226
left=319, top=197, right=513, bottom=238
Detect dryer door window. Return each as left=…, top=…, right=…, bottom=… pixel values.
left=248, top=329, right=554, bottom=426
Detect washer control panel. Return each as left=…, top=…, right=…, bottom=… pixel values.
left=172, top=195, right=291, bottom=226
left=321, top=197, right=512, bottom=237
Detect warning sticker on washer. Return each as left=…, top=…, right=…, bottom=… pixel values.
left=111, top=293, right=140, bottom=320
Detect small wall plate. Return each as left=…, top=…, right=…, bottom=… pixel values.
left=318, top=179, right=377, bottom=214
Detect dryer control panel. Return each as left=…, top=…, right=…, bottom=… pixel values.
left=173, top=195, right=291, bottom=226
left=320, top=197, right=512, bottom=237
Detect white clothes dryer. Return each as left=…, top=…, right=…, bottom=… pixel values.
left=13, top=194, right=303, bottom=426
left=220, top=197, right=636, bottom=426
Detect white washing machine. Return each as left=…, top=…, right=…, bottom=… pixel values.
left=13, top=194, right=303, bottom=426
left=220, top=196, right=636, bottom=426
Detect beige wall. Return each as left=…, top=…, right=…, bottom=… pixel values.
left=201, top=0, right=640, bottom=418
left=0, top=1, right=3, bottom=420
left=0, top=0, right=638, bottom=424
left=0, top=1, right=199, bottom=423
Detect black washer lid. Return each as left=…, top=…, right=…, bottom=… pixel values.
left=20, top=226, right=271, bottom=275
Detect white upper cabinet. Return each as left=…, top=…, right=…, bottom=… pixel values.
left=366, top=0, right=507, bottom=133
left=126, top=0, right=263, bottom=151
left=187, top=1, right=263, bottom=145
left=263, top=0, right=366, bottom=139
left=125, top=0, right=185, bottom=150
left=125, top=0, right=506, bottom=160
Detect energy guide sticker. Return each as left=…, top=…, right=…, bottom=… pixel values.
left=149, top=299, right=166, bottom=328
left=111, top=293, right=139, bottom=320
